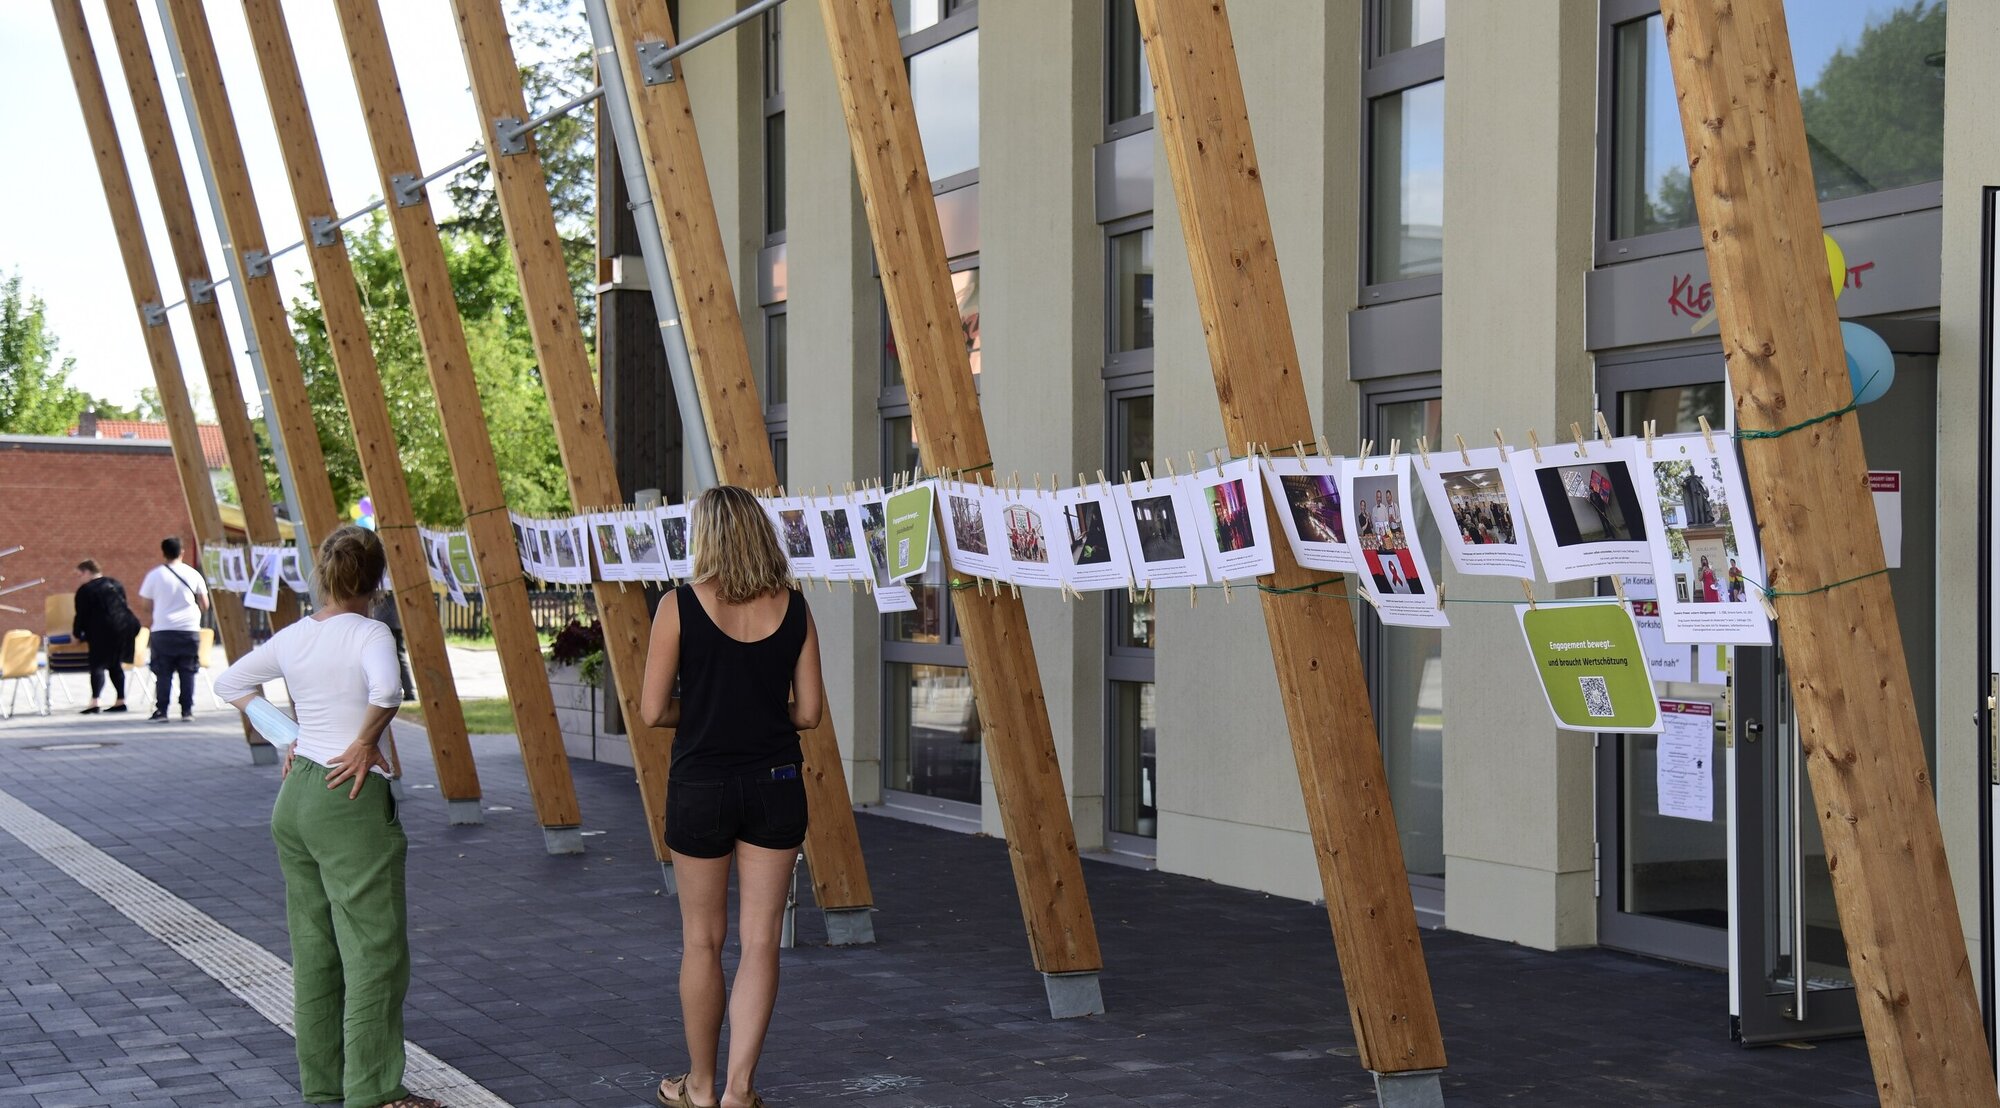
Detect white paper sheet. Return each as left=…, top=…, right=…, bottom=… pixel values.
left=1870, top=471, right=1902, bottom=569
left=1189, top=459, right=1277, bottom=582
left=658, top=504, right=694, bottom=580
left=938, top=480, right=1005, bottom=580
left=814, top=496, right=870, bottom=582
left=1054, top=483, right=1136, bottom=592
left=620, top=511, right=669, bottom=582
left=1343, top=455, right=1447, bottom=628
left=988, top=485, right=1072, bottom=588
left=856, top=490, right=917, bottom=612
left=1508, top=437, right=1656, bottom=581
left=1627, top=435, right=1771, bottom=646
left=1656, top=700, right=1716, bottom=821
left=1412, top=446, right=1536, bottom=578
left=1260, top=455, right=1359, bottom=573
left=1113, top=474, right=1211, bottom=589
left=590, top=513, right=634, bottom=582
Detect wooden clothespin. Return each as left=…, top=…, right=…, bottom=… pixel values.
left=1140, top=461, right=1153, bottom=491
left=1569, top=421, right=1587, bottom=456
left=1611, top=575, right=1628, bottom=605
left=1164, top=456, right=1178, bottom=480
left=1643, top=420, right=1657, bottom=458
left=1221, top=577, right=1234, bottom=603
left=1188, top=583, right=1197, bottom=609
left=1293, top=440, right=1308, bottom=462
left=1526, top=429, right=1544, bottom=464
left=1186, top=450, right=1200, bottom=476
left=1359, top=438, right=1374, bottom=459
left=1315, top=434, right=1330, bottom=458
left=1417, top=436, right=1431, bottom=469
left=1494, top=428, right=1510, bottom=462
left=1697, top=415, right=1718, bottom=454
left=1099, top=469, right=1112, bottom=496
left=1759, top=587, right=1779, bottom=622
left=1594, top=410, right=1614, bottom=446
left=1435, top=579, right=1446, bottom=611
left=1389, top=439, right=1400, bottom=466
left=1455, top=433, right=1472, bottom=467
left=1033, top=473, right=1044, bottom=494
left=1521, top=579, right=1538, bottom=608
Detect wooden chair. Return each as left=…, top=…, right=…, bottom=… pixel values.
left=42, top=594, right=88, bottom=710
left=1, top=629, right=44, bottom=718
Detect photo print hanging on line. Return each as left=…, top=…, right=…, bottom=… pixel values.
left=814, top=495, right=870, bottom=582
left=938, top=478, right=1005, bottom=581
left=657, top=504, right=694, bottom=580
left=535, top=522, right=558, bottom=580
left=243, top=551, right=281, bottom=613
left=433, top=533, right=468, bottom=605
left=855, top=487, right=917, bottom=612
left=1190, top=458, right=1276, bottom=582
left=277, top=546, right=309, bottom=593
left=1342, top=454, right=1447, bottom=628
left=1626, top=433, right=1770, bottom=645
left=200, top=547, right=225, bottom=589
left=989, top=483, right=1072, bottom=589
left=221, top=546, right=250, bottom=592
left=621, top=510, right=668, bottom=582
left=1412, top=445, right=1535, bottom=578
left=250, top=545, right=286, bottom=592
left=1055, top=480, right=1136, bottom=592
left=1260, top=454, right=1359, bottom=573
left=1507, top=434, right=1653, bottom=581
left=764, top=495, right=828, bottom=580
left=591, top=513, right=632, bottom=582
left=509, top=514, right=535, bottom=579
left=1113, top=470, right=1210, bottom=590
left=552, top=521, right=584, bottom=585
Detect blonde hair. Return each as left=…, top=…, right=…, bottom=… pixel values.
left=689, top=485, right=794, bottom=604
left=314, top=525, right=387, bottom=605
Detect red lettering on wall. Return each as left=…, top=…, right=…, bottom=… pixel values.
left=1667, top=273, right=1714, bottom=319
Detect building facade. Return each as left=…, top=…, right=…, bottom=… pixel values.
left=656, top=0, right=1984, bottom=1044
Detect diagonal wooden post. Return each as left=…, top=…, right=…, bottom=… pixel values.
left=98, top=0, right=298, bottom=646
left=817, top=0, right=1103, bottom=1017
left=1660, top=1, right=1997, bottom=1101
left=597, top=0, right=875, bottom=934
left=50, top=0, right=270, bottom=760
left=442, top=0, right=678, bottom=868
left=332, top=0, right=584, bottom=855
left=155, top=0, right=340, bottom=553
left=1135, top=0, right=1447, bottom=1095
left=234, top=0, right=483, bottom=824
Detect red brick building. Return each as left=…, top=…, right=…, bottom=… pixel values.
left=0, top=434, right=198, bottom=638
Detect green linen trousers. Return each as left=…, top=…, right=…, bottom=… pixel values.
left=271, top=761, right=411, bottom=1107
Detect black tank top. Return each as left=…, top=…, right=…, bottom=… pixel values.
left=671, top=586, right=807, bottom=780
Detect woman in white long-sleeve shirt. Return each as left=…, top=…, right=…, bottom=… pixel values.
left=215, top=526, right=442, bottom=1108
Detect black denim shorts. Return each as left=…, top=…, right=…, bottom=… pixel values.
left=666, top=766, right=810, bottom=859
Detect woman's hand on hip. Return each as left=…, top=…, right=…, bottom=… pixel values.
left=280, top=747, right=296, bottom=780
left=324, top=738, right=388, bottom=798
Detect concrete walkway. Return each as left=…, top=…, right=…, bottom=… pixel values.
left=0, top=708, right=1877, bottom=1106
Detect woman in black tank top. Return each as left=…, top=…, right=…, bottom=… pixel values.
left=639, top=486, right=824, bottom=1108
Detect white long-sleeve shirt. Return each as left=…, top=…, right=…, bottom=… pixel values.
left=215, top=612, right=401, bottom=772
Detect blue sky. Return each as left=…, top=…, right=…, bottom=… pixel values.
left=1, top=1, right=492, bottom=417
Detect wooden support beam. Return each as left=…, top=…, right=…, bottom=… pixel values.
left=818, top=0, right=1102, bottom=991
left=235, top=0, right=482, bottom=814
left=443, top=0, right=677, bottom=862
left=1135, top=0, right=1446, bottom=1076
left=50, top=0, right=267, bottom=754
left=599, top=0, right=874, bottom=911
left=1659, top=2, right=1996, bottom=1101
left=332, top=0, right=583, bottom=851
left=156, top=0, right=341, bottom=551
left=98, top=0, right=295, bottom=639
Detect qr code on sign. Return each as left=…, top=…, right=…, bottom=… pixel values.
left=1579, top=676, right=1615, bottom=719
left=897, top=537, right=910, bottom=566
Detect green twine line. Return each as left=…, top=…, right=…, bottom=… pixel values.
left=1750, top=566, right=1890, bottom=602
left=1734, top=369, right=1878, bottom=442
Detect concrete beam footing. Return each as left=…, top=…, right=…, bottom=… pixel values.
left=1373, top=1069, right=1445, bottom=1107
left=541, top=826, right=585, bottom=855
left=822, top=907, right=875, bottom=946
left=1042, top=971, right=1104, bottom=1019
left=248, top=743, right=278, bottom=766
left=446, top=799, right=484, bottom=826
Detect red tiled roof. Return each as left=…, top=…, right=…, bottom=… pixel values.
left=67, top=420, right=230, bottom=470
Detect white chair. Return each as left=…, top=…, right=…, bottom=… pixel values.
left=124, top=627, right=154, bottom=707
left=1, top=629, right=44, bottom=719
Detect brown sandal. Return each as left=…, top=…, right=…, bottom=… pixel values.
left=656, top=1074, right=718, bottom=1108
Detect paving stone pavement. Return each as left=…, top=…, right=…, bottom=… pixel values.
left=0, top=708, right=1877, bottom=1106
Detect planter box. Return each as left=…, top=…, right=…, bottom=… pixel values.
left=546, top=661, right=631, bottom=768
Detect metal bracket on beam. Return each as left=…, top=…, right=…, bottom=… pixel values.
left=140, top=301, right=169, bottom=328
left=188, top=277, right=216, bottom=305
left=636, top=39, right=676, bottom=85
left=492, top=116, right=531, bottom=155
left=308, top=216, right=339, bottom=247
left=390, top=173, right=425, bottom=208
left=241, top=249, right=273, bottom=279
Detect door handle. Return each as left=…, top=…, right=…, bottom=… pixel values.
left=1744, top=719, right=1763, bottom=741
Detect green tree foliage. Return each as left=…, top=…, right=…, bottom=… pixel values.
left=286, top=213, right=570, bottom=525
left=0, top=272, right=89, bottom=436
left=445, top=0, right=597, bottom=340
left=1798, top=2, right=1947, bottom=201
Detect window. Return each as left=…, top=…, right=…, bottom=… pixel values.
left=1607, top=1, right=1945, bottom=243
left=765, top=310, right=788, bottom=407
left=1107, top=0, right=1153, bottom=135
left=1363, top=0, right=1445, bottom=292
left=763, top=9, right=786, bottom=242
left=1110, top=227, right=1154, bottom=354
left=882, top=266, right=981, bottom=389
left=894, top=0, right=974, bottom=37
left=909, top=30, right=979, bottom=184
left=1104, top=212, right=1155, bottom=846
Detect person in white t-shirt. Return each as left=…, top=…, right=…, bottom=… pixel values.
left=215, top=526, right=441, bottom=1108
left=135, top=536, right=209, bottom=722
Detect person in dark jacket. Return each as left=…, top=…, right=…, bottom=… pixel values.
left=72, top=559, right=140, bottom=714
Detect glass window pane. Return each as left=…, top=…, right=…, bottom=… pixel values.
left=1114, top=393, right=1154, bottom=650
left=1376, top=0, right=1444, bottom=55
left=766, top=312, right=787, bottom=406
left=1110, top=228, right=1154, bottom=353
left=765, top=112, right=786, bottom=237
left=1612, top=4, right=1946, bottom=240
left=910, top=31, right=979, bottom=182
left=886, top=662, right=981, bottom=802
left=1368, top=80, right=1444, bottom=283
left=1370, top=397, right=1443, bottom=877
left=1110, top=681, right=1157, bottom=837
left=763, top=9, right=782, bottom=99
left=882, top=270, right=979, bottom=386
left=893, top=0, right=941, bottom=37
left=769, top=433, right=787, bottom=487
left=1109, top=0, right=1153, bottom=123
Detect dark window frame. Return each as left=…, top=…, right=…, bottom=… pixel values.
left=1104, top=214, right=1156, bottom=379
left=1359, top=0, right=1445, bottom=305
left=762, top=8, right=787, bottom=246
left=903, top=7, right=980, bottom=197
left=1104, top=0, right=1155, bottom=141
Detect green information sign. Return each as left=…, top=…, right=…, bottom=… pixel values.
left=201, top=548, right=224, bottom=588
left=1516, top=602, right=1661, bottom=733
left=446, top=532, right=480, bottom=588
left=884, top=483, right=936, bottom=583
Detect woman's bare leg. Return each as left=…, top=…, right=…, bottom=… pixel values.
left=720, top=843, right=795, bottom=1108
left=668, top=850, right=731, bottom=1106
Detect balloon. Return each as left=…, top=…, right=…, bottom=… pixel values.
left=1840, top=321, right=1894, bottom=405
left=358, top=496, right=374, bottom=517
left=1824, top=233, right=1847, bottom=301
